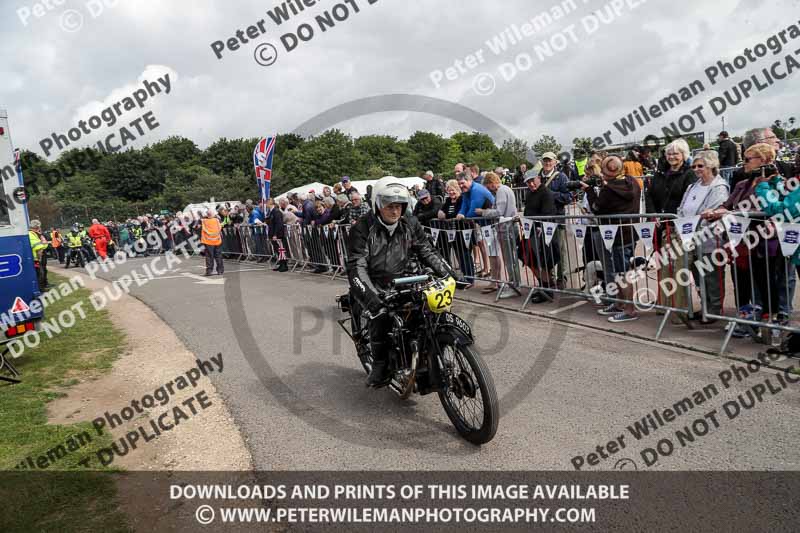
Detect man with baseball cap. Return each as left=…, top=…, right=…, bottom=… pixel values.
left=341, top=176, right=357, bottom=201
left=412, top=188, right=442, bottom=226
left=539, top=152, right=572, bottom=288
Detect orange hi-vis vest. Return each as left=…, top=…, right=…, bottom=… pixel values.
left=201, top=217, right=222, bottom=246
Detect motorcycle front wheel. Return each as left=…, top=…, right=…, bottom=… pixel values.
left=436, top=334, right=499, bottom=445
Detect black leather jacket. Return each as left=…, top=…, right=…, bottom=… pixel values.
left=346, top=212, right=453, bottom=310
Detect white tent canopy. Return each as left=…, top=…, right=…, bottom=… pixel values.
left=275, top=177, right=425, bottom=202
left=274, top=182, right=329, bottom=202
left=182, top=201, right=244, bottom=218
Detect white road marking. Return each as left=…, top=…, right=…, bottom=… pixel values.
left=182, top=272, right=225, bottom=285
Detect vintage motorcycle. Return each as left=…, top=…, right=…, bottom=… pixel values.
left=337, top=274, right=499, bottom=445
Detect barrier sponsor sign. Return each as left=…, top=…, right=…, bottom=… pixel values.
left=482, top=225, right=494, bottom=245
left=542, top=222, right=558, bottom=246
left=778, top=223, right=800, bottom=258
left=675, top=216, right=700, bottom=248
left=634, top=222, right=656, bottom=252
left=570, top=224, right=587, bottom=249
left=599, top=225, right=619, bottom=252
left=461, top=229, right=472, bottom=247
left=722, top=215, right=751, bottom=248
left=521, top=218, right=534, bottom=239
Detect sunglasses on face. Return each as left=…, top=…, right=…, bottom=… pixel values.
left=691, top=164, right=705, bottom=169
left=745, top=157, right=762, bottom=163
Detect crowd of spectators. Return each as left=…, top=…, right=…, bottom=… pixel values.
left=43, top=127, right=800, bottom=346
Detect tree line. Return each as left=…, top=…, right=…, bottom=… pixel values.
left=21, top=130, right=532, bottom=228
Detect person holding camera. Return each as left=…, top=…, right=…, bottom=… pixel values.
left=750, top=143, right=798, bottom=325
left=582, top=156, right=642, bottom=323
left=707, top=142, right=792, bottom=332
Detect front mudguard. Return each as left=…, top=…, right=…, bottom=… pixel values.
left=434, top=324, right=474, bottom=347
left=435, top=312, right=474, bottom=346
left=419, top=316, right=474, bottom=396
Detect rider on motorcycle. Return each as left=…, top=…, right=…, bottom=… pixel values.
left=346, top=177, right=462, bottom=387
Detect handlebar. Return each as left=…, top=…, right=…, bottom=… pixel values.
left=391, top=275, right=430, bottom=287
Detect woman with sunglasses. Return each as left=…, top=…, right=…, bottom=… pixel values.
left=751, top=143, right=800, bottom=329
left=707, top=143, right=793, bottom=335
left=677, top=151, right=730, bottom=323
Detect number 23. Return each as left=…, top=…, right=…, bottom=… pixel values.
left=434, top=289, right=453, bottom=309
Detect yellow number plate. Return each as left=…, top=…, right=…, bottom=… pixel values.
left=424, top=277, right=456, bottom=314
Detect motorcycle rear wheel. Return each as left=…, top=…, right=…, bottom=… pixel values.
left=436, top=335, right=499, bottom=445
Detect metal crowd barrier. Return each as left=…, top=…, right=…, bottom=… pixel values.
left=515, top=213, right=699, bottom=338
left=697, top=212, right=800, bottom=354
left=219, top=209, right=800, bottom=356
left=221, top=223, right=350, bottom=279
left=427, top=217, right=522, bottom=301
left=514, top=210, right=800, bottom=354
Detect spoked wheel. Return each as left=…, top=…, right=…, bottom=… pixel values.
left=437, top=335, right=499, bottom=445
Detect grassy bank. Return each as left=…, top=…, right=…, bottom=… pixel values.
left=0, top=273, right=130, bottom=532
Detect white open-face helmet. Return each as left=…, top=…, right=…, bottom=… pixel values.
left=372, top=176, right=411, bottom=214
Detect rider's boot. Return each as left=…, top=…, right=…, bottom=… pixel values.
left=366, top=341, right=391, bottom=388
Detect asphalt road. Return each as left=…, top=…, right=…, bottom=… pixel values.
left=69, top=255, right=800, bottom=471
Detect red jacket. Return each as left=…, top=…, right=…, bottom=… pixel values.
left=88, top=223, right=111, bottom=241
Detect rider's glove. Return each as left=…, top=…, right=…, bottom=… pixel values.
left=367, top=292, right=385, bottom=315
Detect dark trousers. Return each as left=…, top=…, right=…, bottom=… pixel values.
left=37, top=254, right=48, bottom=288
left=351, top=290, right=391, bottom=363
left=205, top=245, right=224, bottom=274
left=55, top=246, right=65, bottom=263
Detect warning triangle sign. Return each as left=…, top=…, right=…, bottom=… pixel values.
left=10, top=297, right=29, bottom=314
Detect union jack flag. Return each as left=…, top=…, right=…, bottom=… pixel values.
left=13, top=148, right=21, bottom=173
left=253, top=136, right=277, bottom=205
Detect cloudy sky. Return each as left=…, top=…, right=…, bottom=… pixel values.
left=2, top=0, right=799, bottom=159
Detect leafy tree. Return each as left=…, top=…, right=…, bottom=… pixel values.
left=366, top=165, right=388, bottom=179
left=201, top=137, right=259, bottom=177
left=274, top=133, right=304, bottom=156
left=452, top=132, right=497, bottom=156
left=407, top=131, right=450, bottom=175
left=572, top=137, right=593, bottom=156
left=96, top=150, right=166, bottom=201
left=441, top=139, right=463, bottom=176
left=147, top=136, right=200, bottom=170
left=532, top=135, right=562, bottom=156
left=496, top=138, right=529, bottom=169
left=355, top=135, right=402, bottom=174
left=463, top=150, right=497, bottom=171
left=28, top=194, right=62, bottom=229
left=58, top=172, right=105, bottom=203
left=188, top=168, right=253, bottom=204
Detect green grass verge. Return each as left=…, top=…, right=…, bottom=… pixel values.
left=0, top=273, right=131, bottom=532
